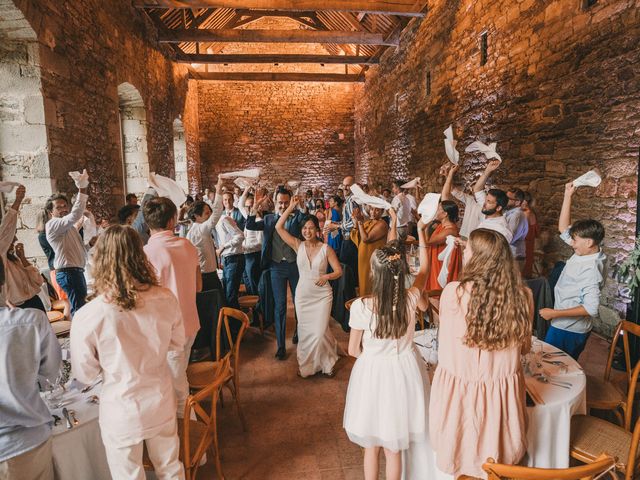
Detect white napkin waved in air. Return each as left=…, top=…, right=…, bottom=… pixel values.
left=68, top=169, right=89, bottom=188
left=573, top=170, right=601, bottom=188
left=219, top=168, right=261, bottom=179
left=149, top=172, right=187, bottom=210
left=234, top=177, right=255, bottom=190
left=417, top=193, right=441, bottom=223
left=465, top=140, right=502, bottom=162
left=437, top=235, right=457, bottom=288
left=444, top=125, right=460, bottom=165
left=351, top=183, right=392, bottom=210
left=0, top=181, right=20, bottom=193
left=401, top=177, right=420, bottom=189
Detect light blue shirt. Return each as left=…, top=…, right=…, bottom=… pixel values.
left=0, top=306, right=62, bottom=461
left=551, top=229, right=607, bottom=334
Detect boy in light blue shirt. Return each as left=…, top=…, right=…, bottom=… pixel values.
left=540, top=182, right=606, bottom=360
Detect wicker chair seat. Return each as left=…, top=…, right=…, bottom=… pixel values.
left=570, top=414, right=631, bottom=472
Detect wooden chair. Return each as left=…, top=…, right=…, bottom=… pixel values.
left=51, top=299, right=66, bottom=312
left=472, top=454, right=616, bottom=480
left=187, top=307, right=249, bottom=431
left=145, top=357, right=230, bottom=480
left=586, top=320, right=640, bottom=427
left=238, top=283, right=247, bottom=295
left=47, top=310, right=64, bottom=323
left=238, top=295, right=262, bottom=334
left=52, top=320, right=71, bottom=337
left=570, top=358, right=640, bottom=478
left=182, top=356, right=230, bottom=480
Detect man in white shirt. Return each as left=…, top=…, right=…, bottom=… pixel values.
left=391, top=180, right=413, bottom=241
left=505, top=188, right=529, bottom=264
left=45, top=174, right=89, bottom=316
left=215, top=214, right=245, bottom=309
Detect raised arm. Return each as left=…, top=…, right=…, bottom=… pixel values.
left=205, top=177, right=224, bottom=231
left=0, top=185, right=24, bottom=254
left=275, top=197, right=301, bottom=252
left=357, top=217, right=389, bottom=244
left=387, top=207, right=398, bottom=242
left=412, top=219, right=431, bottom=307
left=559, top=182, right=575, bottom=233
left=441, top=164, right=459, bottom=201
left=47, top=190, right=88, bottom=238
left=473, top=159, right=500, bottom=193
left=238, top=186, right=251, bottom=219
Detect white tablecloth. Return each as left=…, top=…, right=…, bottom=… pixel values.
left=48, top=385, right=111, bottom=480
left=407, top=337, right=586, bottom=479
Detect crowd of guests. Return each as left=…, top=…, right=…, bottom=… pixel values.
left=0, top=157, right=607, bottom=479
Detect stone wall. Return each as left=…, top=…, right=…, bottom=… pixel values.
left=354, top=0, right=640, bottom=334
left=0, top=0, right=201, bottom=259
left=198, top=80, right=355, bottom=191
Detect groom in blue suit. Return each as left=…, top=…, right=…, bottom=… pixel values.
left=245, top=187, right=304, bottom=360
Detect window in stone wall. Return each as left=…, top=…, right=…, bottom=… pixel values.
left=582, top=0, right=597, bottom=9
left=425, top=70, right=431, bottom=97
left=117, top=83, right=149, bottom=198
left=172, top=118, right=188, bottom=193
left=480, top=32, right=488, bottom=66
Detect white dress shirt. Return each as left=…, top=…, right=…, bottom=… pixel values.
left=451, top=189, right=484, bottom=238
left=477, top=215, right=514, bottom=244
left=70, top=286, right=186, bottom=445
left=505, top=207, right=529, bottom=258
left=391, top=193, right=413, bottom=227
left=186, top=194, right=223, bottom=274
left=237, top=190, right=263, bottom=254
left=46, top=193, right=88, bottom=269
left=215, top=216, right=245, bottom=257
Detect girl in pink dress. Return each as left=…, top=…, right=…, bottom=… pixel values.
left=344, top=220, right=431, bottom=480
left=429, top=228, right=533, bottom=479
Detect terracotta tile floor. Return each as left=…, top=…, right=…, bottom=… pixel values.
left=195, top=301, right=619, bottom=480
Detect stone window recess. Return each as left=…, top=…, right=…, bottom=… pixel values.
left=173, top=118, right=188, bottom=193
left=582, top=0, right=598, bottom=9
left=480, top=32, right=488, bottom=66
left=117, top=83, right=150, bottom=198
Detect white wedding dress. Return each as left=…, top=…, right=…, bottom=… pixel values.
left=295, top=242, right=338, bottom=377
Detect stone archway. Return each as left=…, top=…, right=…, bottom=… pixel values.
left=117, top=82, right=149, bottom=198
left=173, top=117, right=188, bottom=192
left=0, top=0, right=53, bottom=259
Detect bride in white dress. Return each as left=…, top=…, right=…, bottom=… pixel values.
left=275, top=195, right=343, bottom=377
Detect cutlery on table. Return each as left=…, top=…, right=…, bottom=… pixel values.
left=542, top=351, right=567, bottom=358
left=81, top=379, right=102, bottom=393
left=534, top=375, right=571, bottom=389
left=52, top=414, right=61, bottom=426
left=62, top=408, right=73, bottom=429
left=69, top=410, right=79, bottom=425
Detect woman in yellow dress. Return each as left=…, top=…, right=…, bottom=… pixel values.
left=351, top=206, right=389, bottom=296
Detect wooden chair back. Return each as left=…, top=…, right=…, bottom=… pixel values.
left=215, top=307, right=250, bottom=368
left=481, top=454, right=615, bottom=480
left=605, top=321, right=640, bottom=387
left=182, top=355, right=231, bottom=480
left=345, top=297, right=358, bottom=311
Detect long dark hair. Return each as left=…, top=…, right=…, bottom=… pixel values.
left=298, top=214, right=323, bottom=242
left=369, top=243, right=410, bottom=339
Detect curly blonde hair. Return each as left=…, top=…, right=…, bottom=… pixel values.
left=91, top=225, right=158, bottom=310
left=457, top=229, right=531, bottom=351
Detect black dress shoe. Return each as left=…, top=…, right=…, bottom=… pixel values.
left=292, top=332, right=299, bottom=344
left=275, top=347, right=286, bottom=360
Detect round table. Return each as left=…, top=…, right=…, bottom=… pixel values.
left=47, top=382, right=112, bottom=480
left=405, top=334, right=586, bottom=478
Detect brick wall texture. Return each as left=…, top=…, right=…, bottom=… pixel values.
left=198, top=80, right=355, bottom=191
left=354, top=0, right=640, bottom=332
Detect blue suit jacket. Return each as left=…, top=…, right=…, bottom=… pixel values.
left=245, top=211, right=305, bottom=270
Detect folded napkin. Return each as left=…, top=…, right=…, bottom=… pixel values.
left=444, top=125, right=460, bottom=165
left=219, top=167, right=261, bottom=179
left=149, top=172, right=187, bottom=210
left=401, top=177, right=420, bottom=189
left=417, top=193, right=441, bottom=223
left=0, top=181, right=20, bottom=193
left=351, top=183, right=392, bottom=210
left=573, top=169, right=601, bottom=188
left=437, top=235, right=457, bottom=288
left=465, top=140, right=502, bottom=162
left=68, top=169, right=89, bottom=188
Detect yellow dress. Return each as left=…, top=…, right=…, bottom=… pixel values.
left=350, top=220, right=388, bottom=296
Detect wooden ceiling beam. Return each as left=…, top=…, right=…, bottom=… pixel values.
left=177, top=53, right=379, bottom=64
left=158, top=28, right=399, bottom=45
left=235, top=9, right=316, bottom=17
left=194, top=72, right=364, bottom=82
left=133, top=1, right=427, bottom=17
